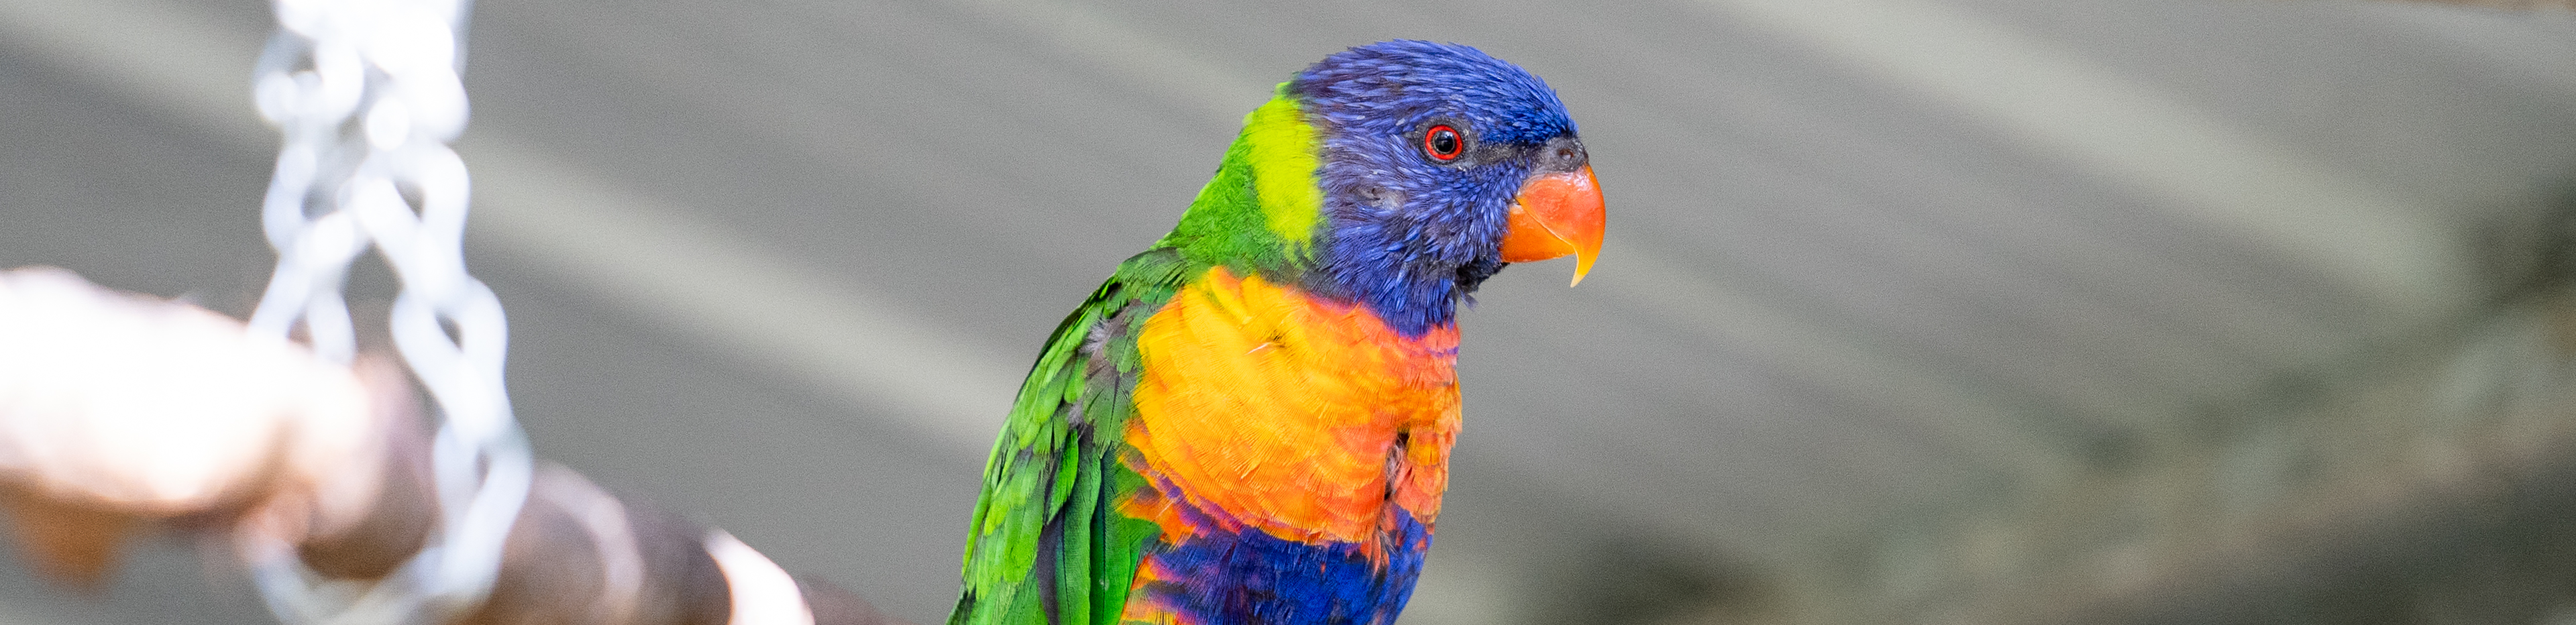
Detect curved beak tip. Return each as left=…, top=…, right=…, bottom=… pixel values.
left=1501, top=165, right=1605, bottom=288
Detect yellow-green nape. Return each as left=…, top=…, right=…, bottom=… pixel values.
left=1240, top=84, right=1324, bottom=247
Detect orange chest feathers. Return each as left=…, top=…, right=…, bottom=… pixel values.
left=1123, top=268, right=1462, bottom=545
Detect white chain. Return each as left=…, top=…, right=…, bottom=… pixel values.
left=244, top=0, right=533, bottom=622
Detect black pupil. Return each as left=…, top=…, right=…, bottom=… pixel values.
left=1430, top=130, right=1458, bottom=156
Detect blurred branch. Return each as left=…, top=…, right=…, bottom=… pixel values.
left=0, top=267, right=908, bottom=625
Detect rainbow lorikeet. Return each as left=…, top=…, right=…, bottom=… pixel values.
left=950, top=40, right=1604, bottom=625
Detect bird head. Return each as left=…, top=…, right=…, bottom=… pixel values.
left=1290, top=41, right=1604, bottom=333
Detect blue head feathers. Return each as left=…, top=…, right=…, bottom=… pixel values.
left=1289, top=40, right=1583, bottom=337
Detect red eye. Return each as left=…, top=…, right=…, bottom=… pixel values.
left=1422, top=125, right=1464, bottom=161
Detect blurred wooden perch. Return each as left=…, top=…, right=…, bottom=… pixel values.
left=0, top=267, right=905, bottom=625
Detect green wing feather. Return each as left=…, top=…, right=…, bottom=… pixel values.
left=950, top=249, right=1193, bottom=625
left=952, top=87, right=1314, bottom=625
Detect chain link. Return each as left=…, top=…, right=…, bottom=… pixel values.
left=244, top=0, right=533, bottom=622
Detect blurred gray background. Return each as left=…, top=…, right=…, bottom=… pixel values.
left=6, top=0, right=2576, bottom=623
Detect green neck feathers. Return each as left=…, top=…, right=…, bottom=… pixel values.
left=1155, top=85, right=1326, bottom=279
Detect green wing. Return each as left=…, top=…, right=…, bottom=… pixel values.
left=949, top=249, right=1191, bottom=625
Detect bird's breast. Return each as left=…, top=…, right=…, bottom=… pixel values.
left=1121, top=266, right=1462, bottom=547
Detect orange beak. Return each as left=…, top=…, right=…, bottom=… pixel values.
left=1499, top=165, right=1605, bottom=286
